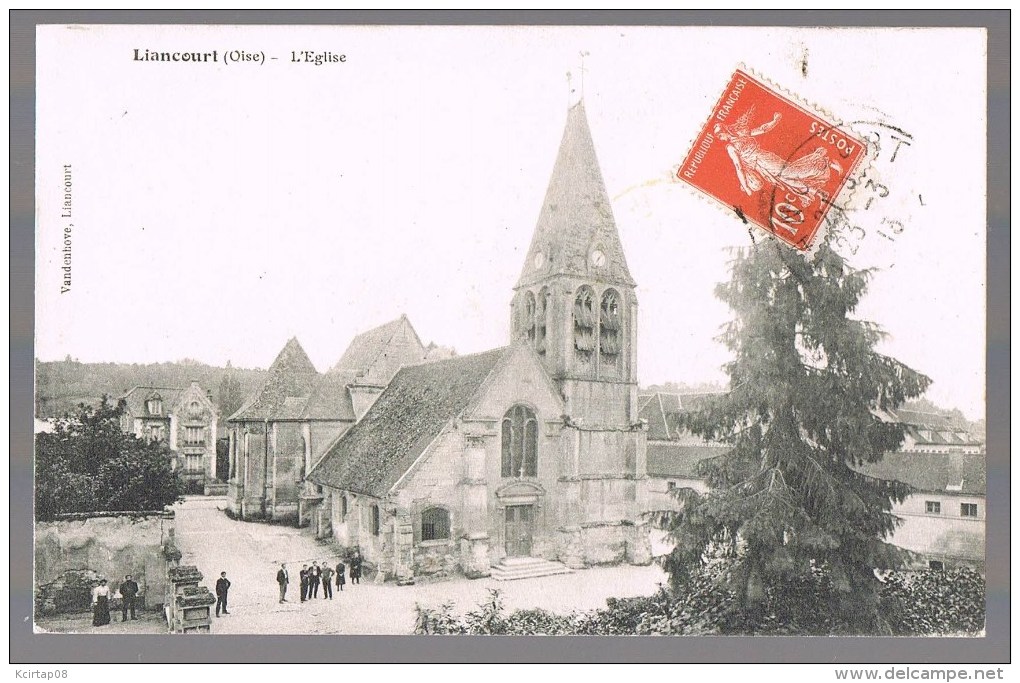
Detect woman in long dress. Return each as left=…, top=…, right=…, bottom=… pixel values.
left=92, top=579, right=111, bottom=626
left=714, top=107, right=842, bottom=207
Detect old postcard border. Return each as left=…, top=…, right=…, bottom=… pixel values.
left=10, top=9, right=1010, bottom=664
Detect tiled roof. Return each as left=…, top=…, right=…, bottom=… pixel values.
left=638, top=391, right=725, bottom=441
left=301, top=373, right=356, bottom=421
left=308, top=347, right=509, bottom=497
left=328, top=314, right=420, bottom=377
left=276, top=397, right=310, bottom=420
left=229, top=338, right=319, bottom=421
left=857, top=452, right=986, bottom=496
left=516, top=101, right=635, bottom=290
left=888, top=408, right=964, bottom=430
left=646, top=442, right=728, bottom=478
left=120, top=386, right=185, bottom=417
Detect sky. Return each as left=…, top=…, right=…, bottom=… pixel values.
left=36, top=25, right=986, bottom=419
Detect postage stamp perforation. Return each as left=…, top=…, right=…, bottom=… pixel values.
left=669, top=65, right=762, bottom=235
left=735, top=64, right=876, bottom=258
left=676, top=63, right=872, bottom=257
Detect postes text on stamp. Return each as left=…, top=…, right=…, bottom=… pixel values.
left=678, top=68, right=867, bottom=251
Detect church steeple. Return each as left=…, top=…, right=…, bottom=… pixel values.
left=511, top=100, right=638, bottom=395
left=516, top=100, right=634, bottom=291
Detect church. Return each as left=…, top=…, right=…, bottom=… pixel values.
left=305, top=101, right=653, bottom=582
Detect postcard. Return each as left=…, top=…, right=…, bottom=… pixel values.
left=32, top=23, right=988, bottom=646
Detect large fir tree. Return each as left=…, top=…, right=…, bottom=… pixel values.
left=661, top=238, right=931, bottom=633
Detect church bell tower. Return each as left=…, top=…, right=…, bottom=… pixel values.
left=510, top=99, right=649, bottom=568
left=511, top=100, right=639, bottom=427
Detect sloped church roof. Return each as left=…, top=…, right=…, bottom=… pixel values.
left=307, top=348, right=510, bottom=497
left=329, top=314, right=421, bottom=379
left=228, top=337, right=319, bottom=421
left=516, top=100, right=634, bottom=290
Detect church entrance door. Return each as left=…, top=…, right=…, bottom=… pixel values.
left=504, top=505, right=534, bottom=557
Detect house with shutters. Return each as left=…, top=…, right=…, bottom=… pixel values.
left=119, top=382, right=218, bottom=492
left=306, top=100, right=653, bottom=583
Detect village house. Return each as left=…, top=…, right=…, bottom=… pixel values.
left=639, top=395, right=986, bottom=570
left=638, top=392, right=727, bottom=512
left=225, top=315, right=429, bottom=522
left=861, top=409, right=986, bottom=570
left=306, top=101, right=653, bottom=583
left=119, top=382, right=218, bottom=493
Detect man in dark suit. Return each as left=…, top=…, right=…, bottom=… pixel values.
left=119, top=574, right=139, bottom=621
left=309, top=561, right=322, bottom=599
left=215, top=572, right=231, bottom=617
left=320, top=562, right=334, bottom=600
left=299, top=565, right=309, bottom=602
left=276, top=563, right=289, bottom=603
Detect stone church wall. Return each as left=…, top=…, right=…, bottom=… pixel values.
left=35, top=511, right=174, bottom=614
left=397, top=429, right=465, bottom=579
left=272, top=422, right=304, bottom=521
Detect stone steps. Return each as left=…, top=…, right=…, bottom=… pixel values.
left=490, top=557, right=573, bottom=581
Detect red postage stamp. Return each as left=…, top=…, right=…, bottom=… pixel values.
left=678, top=68, right=867, bottom=251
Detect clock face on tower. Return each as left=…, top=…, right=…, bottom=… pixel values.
left=590, top=249, right=606, bottom=268
left=533, top=251, right=546, bottom=270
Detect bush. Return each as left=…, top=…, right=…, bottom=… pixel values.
left=414, top=601, right=465, bottom=635
left=411, top=565, right=985, bottom=636
left=881, top=567, right=985, bottom=635
left=36, top=398, right=184, bottom=520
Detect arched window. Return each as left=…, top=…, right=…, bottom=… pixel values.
left=501, top=405, right=538, bottom=478
left=340, top=495, right=348, bottom=520
left=370, top=504, right=381, bottom=536
left=523, top=291, right=537, bottom=344
left=421, top=507, right=451, bottom=541
left=573, top=286, right=596, bottom=363
left=535, top=287, right=550, bottom=356
left=146, top=394, right=163, bottom=416
left=599, top=289, right=622, bottom=366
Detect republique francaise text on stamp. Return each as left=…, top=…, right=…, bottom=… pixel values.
left=678, top=68, right=867, bottom=251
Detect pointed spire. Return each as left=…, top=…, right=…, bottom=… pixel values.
left=516, top=101, right=634, bottom=290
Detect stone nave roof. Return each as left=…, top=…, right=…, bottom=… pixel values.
left=328, top=314, right=422, bottom=380
left=307, top=347, right=510, bottom=497
left=228, top=337, right=320, bottom=421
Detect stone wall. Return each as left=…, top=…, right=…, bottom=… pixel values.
left=35, top=511, right=174, bottom=615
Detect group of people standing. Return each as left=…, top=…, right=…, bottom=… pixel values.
left=91, top=574, right=140, bottom=627
left=275, top=552, right=363, bottom=603
left=87, top=553, right=365, bottom=628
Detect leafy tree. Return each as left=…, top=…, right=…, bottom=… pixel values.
left=660, top=239, right=931, bottom=634
left=217, top=361, right=244, bottom=418
left=35, top=397, right=184, bottom=520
